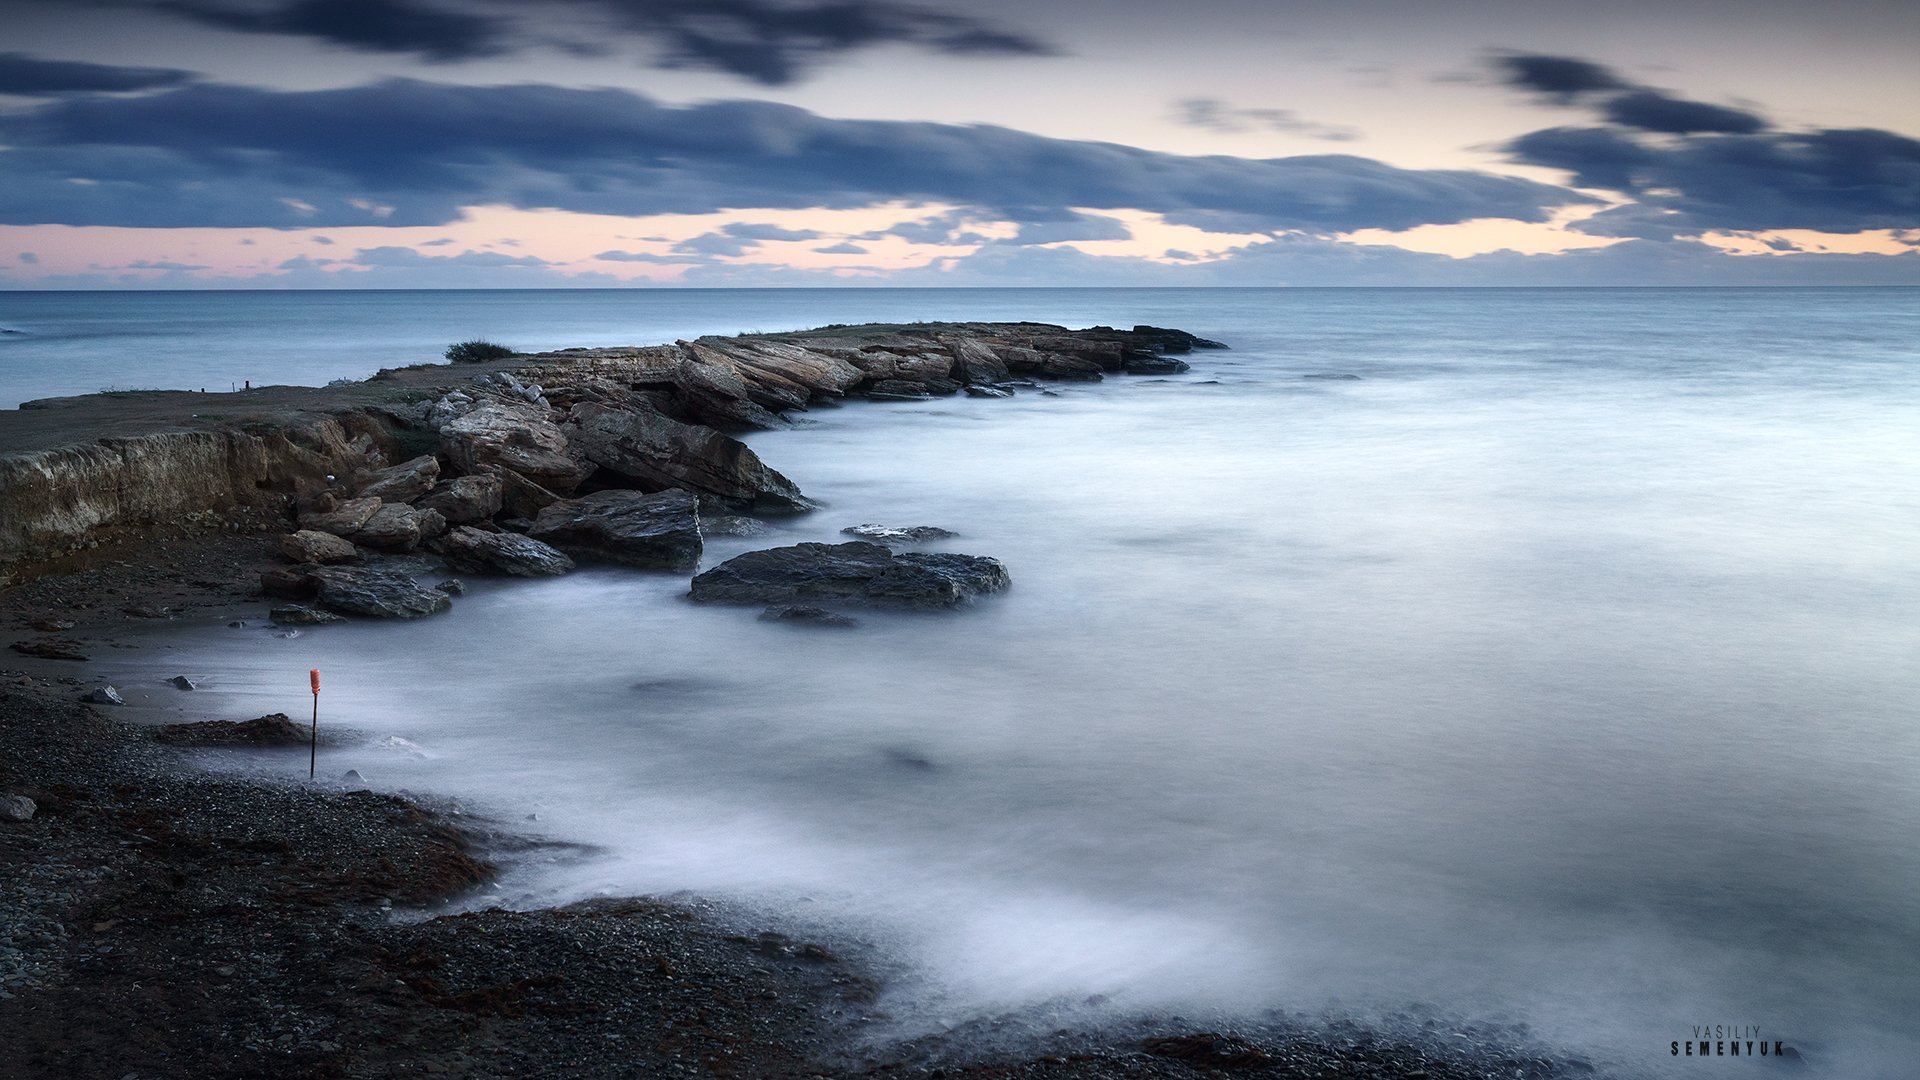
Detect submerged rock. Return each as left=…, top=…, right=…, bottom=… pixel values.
left=441, top=526, right=575, bottom=577
left=757, top=604, right=859, bottom=628
left=269, top=604, right=346, bottom=625
left=308, top=566, right=452, bottom=619
left=840, top=524, right=957, bottom=545
left=529, top=489, right=701, bottom=571
left=690, top=541, right=1009, bottom=609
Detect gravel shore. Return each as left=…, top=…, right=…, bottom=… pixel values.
left=2, top=539, right=1613, bottom=1080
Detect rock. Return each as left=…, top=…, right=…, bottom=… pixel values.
left=167, top=675, right=197, bottom=690
left=992, top=345, right=1104, bottom=381
left=10, top=639, right=88, bottom=661
left=279, top=529, right=358, bottom=565
left=354, top=454, right=440, bottom=503
left=441, top=526, right=575, bottom=577
left=344, top=503, right=429, bottom=553
left=492, top=468, right=564, bottom=519
left=155, top=713, right=306, bottom=746
left=1302, top=372, right=1362, bottom=380
left=27, top=618, right=75, bottom=632
left=308, top=566, right=452, bottom=619
left=341, top=769, right=366, bottom=786
left=435, top=579, right=466, bottom=595
left=121, top=603, right=172, bottom=619
left=758, top=605, right=859, bottom=628
left=1122, top=355, right=1191, bottom=375
left=426, top=390, right=477, bottom=431
left=1132, top=324, right=1229, bottom=350
left=565, top=402, right=814, bottom=515
left=867, top=380, right=934, bottom=400
left=940, top=334, right=1012, bottom=384
left=701, top=514, right=773, bottom=537
left=270, top=604, right=346, bottom=625
left=690, top=541, right=1010, bottom=609
left=963, top=384, right=1013, bottom=398
left=1143, top=1033, right=1273, bottom=1069
left=441, top=402, right=587, bottom=493
left=82, top=685, right=125, bottom=705
left=260, top=566, right=319, bottom=598
left=0, top=794, right=35, bottom=822
left=297, top=496, right=381, bottom=536
left=840, top=524, right=957, bottom=544
left=529, top=490, right=701, bottom=571
left=415, top=473, right=503, bottom=524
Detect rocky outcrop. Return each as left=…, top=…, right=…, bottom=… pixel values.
left=441, top=526, right=575, bottom=577
left=689, top=541, right=1010, bottom=608
left=308, top=566, right=453, bottom=619
left=0, top=322, right=1222, bottom=583
left=528, top=490, right=701, bottom=571
left=564, top=403, right=812, bottom=515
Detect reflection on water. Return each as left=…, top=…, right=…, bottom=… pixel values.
left=86, top=288, right=1920, bottom=1077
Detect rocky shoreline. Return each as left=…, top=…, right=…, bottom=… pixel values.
left=1, top=323, right=1610, bottom=1078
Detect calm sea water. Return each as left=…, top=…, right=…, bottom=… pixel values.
left=13, top=288, right=1920, bottom=1076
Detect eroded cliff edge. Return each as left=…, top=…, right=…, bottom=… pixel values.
left=0, top=322, right=1223, bottom=584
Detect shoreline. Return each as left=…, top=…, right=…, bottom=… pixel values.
left=2, top=323, right=1608, bottom=1078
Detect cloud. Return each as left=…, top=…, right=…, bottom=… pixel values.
left=1507, top=125, right=1920, bottom=235
left=594, top=248, right=697, bottom=263
left=671, top=231, right=755, bottom=257
left=17, top=251, right=38, bottom=264
left=125, top=259, right=208, bottom=270
left=812, top=241, right=866, bottom=254
left=0, top=78, right=1589, bottom=232
left=1600, top=91, right=1765, bottom=135
left=1173, top=97, right=1359, bottom=142
left=1491, top=53, right=1631, bottom=100
left=0, top=51, right=196, bottom=95
left=1004, top=211, right=1130, bottom=245
left=114, top=0, right=1052, bottom=85
left=350, top=245, right=551, bottom=267
left=720, top=221, right=821, bottom=241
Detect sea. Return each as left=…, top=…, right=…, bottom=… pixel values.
left=4, top=287, right=1917, bottom=1076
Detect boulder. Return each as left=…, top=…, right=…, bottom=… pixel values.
left=1131, top=324, right=1229, bottom=350
left=9, top=639, right=88, bottom=661
left=441, top=526, right=576, bottom=577
left=343, top=503, right=428, bottom=552
left=416, top=473, right=503, bottom=524
left=155, top=713, right=307, bottom=747
left=270, top=604, right=346, bottom=625
left=940, top=335, right=1012, bottom=384
left=441, top=401, right=587, bottom=493
left=1122, top=355, right=1192, bottom=375
left=260, top=566, right=319, bottom=598
left=82, top=685, right=125, bottom=705
left=841, top=524, right=957, bottom=544
left=689, top=541, right=1009, bottom=609
left=279, top=529, right=358, bottom=565
left=308, top=566, right=452, bottom=619
left=168, top=675, right=197, bottom=690
left=297, top=496, right=381, bottom=536
left=355, top=454, right=440, bottom=503
left=0, top=794, right=35, bottom=823
left=529, top=490, right=701, bottom=571
left=493, top=468, right=564, bottom=519
left=991, top=345, right=1104, bottom=381
left=564, top=402, right=814, bottom=515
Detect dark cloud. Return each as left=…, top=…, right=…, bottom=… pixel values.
left=720, top=221, right=821, bottom=241
left=113, top=0, right=1051, bottom=84
left=1172, top=97, right=1358, bottom=142
left=154, top=0, right=505, bottom=60
left=1005, top=211, right=1130, bottom=245
left=0, top=78, right=1588, bottom=231
left=1508, top=125, right=1920, bottom=235
left=1491, top=53, right=1630, bottom=100
left=1600, top=90, right=1765, bottom=135
left=0, top=51, right=196, bottom=94
left=671, top=232, right=756, bottom=257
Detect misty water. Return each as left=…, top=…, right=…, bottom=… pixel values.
left=17, top=288, right=1919, bottom=1076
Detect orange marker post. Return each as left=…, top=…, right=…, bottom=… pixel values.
left=308, top=668, right=321, bottom=779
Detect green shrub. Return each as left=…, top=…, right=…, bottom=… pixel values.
left=445, top=340, right=514, bottom=364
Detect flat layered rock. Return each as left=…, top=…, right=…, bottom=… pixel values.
left=441, top=401, right=586, bottom=493
left=689, top=541, right=1009, bottom=609
left=415, top=473, right=503, bottom=523
left=529, top=489, right=701, bottom=571
left=441, top=526, right=575, bottom=577
left=565, top=402, right=813, bottom=515
left=308, top=566, right=452, bottom=619
left=279, top=529, right=358, bottom=565
left=354, top=454, right=439, bottom=503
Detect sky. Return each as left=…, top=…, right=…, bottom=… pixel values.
left=0, top=0, right=1915, bottom=287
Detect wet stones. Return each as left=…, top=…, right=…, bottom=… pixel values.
left=307, top=566, right=452, bottom=619
left=528, top=490, right=701, bottom=571
left=689, top=541, right=1009, bottom=609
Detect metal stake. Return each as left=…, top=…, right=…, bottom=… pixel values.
left=309, top=668, right=321, bottom=779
